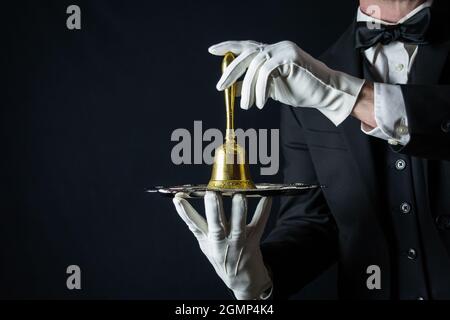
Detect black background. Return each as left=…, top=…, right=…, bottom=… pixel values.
left=2, top=0, right=358, bottom=299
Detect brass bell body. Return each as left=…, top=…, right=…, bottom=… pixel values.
left=207, top=52, right=256, bottom=190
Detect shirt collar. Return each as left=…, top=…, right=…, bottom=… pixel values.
left=357, top=0, right=433, bottom=25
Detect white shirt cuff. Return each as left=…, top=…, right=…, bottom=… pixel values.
left=361, top=83, right=410, bottom=146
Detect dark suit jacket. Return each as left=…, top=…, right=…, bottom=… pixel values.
left=261, top=8, right=450, bottom=300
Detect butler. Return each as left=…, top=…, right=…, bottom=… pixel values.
left=172, top=0, right=450, bottom=300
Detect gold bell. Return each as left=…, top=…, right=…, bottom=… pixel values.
left=207, top=52, right=256, bottom=190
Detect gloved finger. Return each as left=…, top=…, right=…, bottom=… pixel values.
left=173, top=195, right=208, bottom=239
left=208, top=40, right=260, bottom=56
left=216, top=49, right=259, bottom=91
left=240, top=51, right=268, bottom=110
left=204, top=191, right=227, bottom=240
left=230, top=193, right=247, bottom=240
left=248, top=197, right=272, bottom=240
left=255, top=58, right=283, bottom=109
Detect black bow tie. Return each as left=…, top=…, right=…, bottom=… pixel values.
left=355, top=7, right=431, bottom=49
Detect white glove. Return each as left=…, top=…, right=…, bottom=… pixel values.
left=209, top=40, right=366, bottom=126
left=173, top=191, right=273, bottom=300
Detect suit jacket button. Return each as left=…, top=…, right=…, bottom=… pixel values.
left=442, top=120, right=450, bottom=133
left=407, top=248, right=417, bottom=260
left=435, top=215, right=450, bottom=230
left=400, top=202, right=411, bottom=214
left=395, top=159, right=406, bottom=170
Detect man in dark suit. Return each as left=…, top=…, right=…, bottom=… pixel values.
left=173, top=0, right=450, bottom=299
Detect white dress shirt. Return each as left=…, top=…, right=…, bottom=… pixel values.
left=357, top=0, right=433, bottom=146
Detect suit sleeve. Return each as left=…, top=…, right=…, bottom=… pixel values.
left=393, top=85, right=450, bottom=160
left=260, top=106, right=339, bottom=299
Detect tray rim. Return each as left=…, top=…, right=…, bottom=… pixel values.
left=147, top=182, right=322, bottom=198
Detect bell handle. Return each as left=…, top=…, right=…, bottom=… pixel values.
left=222, top=52, right=236, bottom=141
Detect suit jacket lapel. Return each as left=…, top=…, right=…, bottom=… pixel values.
left=412, top=0, right=450, bottom=85
left=408, top=40, right=450, bottom=296
left=319, top=24, right=391, bottom=298
left=320, top=22, right=381, bottom=210
left=408, top=40, right=450, bottom=210
left=409, top=41, right=450, bottom=85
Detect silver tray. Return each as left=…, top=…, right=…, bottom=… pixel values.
left=147, top=183, right=321, bottom=198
